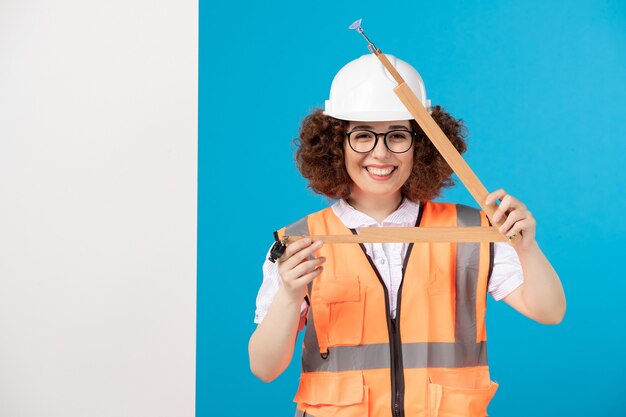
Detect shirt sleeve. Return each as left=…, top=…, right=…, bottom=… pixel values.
left=488, top=242, right=524, bottom=301
left=254, top=243, right=309, bottom=324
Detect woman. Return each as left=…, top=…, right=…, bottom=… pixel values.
left=249, top=53, right=565, bottom=417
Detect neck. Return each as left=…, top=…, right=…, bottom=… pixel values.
left=346, top=191, right=403, bottom=223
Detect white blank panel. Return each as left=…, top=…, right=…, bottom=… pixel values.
left=0, top=1, right=197, bottom=416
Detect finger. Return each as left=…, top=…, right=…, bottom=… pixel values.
left=498, top=209, right=527, bottom=234
left=485, top=189, right=507, bottom=206
left=506, top=218, right=532, bottom=238
left=298, top=266, right=324, bottom=286
left=281, top=239, right=324, bottom=270
left=492, top=194, right=513, bottom=223
left=291, top=257, right=326, bottom=280
left=281, top=237, right=313, bottom=261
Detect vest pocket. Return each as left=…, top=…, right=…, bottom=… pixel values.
left=294, top=371, right=369, bottom=417
left=321, top=277, right=365, bottom=346
left=428, top=378, right=498, bottom=417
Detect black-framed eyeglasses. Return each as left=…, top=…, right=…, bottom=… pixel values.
left=345, top=129, right=417, bottom=154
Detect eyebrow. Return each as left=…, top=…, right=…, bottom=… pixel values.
left=351, top=125, right=410, bottom=130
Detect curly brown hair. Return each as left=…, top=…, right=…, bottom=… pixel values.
left=293, top=105, right=468, bottom=202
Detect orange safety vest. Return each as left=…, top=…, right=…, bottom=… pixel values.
left=275, top=201, right=499, bottom=417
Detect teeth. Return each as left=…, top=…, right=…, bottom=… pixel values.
left=367, top=166, right=394, bottom=176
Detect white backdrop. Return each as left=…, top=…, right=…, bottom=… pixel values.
left=0, top=1, right=197, bottom=416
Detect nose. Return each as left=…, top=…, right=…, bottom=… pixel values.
left=371, top=133, right=390, bottom=158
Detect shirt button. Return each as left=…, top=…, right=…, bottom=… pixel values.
left=379, top=258, right=386, bottom=265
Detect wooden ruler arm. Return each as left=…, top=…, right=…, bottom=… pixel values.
left=284, top=226, right=507, bottom=244
left=374, top=49, right=521, bottom=245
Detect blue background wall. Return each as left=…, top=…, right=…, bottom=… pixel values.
left=198, top=1, right=625, bottom=415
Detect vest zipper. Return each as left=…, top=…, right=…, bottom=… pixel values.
left=393, top=280, right=407, bottom=417
left=354, top=237, right=405, bottom=417
left=350, top=205, right=422, bottom=417
left=387, top=296, right=404, bottom=417
left=391, top=317, right=403, bottom=417
left=388, top=284, right=407, bottom=417
left=391, top=204, right=422, bottom=417
left=390, top=317, right=401, bottom=417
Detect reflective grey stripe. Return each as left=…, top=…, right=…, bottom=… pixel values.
left=303, top=343, right=391, bottom=372
left=285, top=214, right=315, bottom=265
left=456, top=204, right=481, bottom=228
left=302, top=341, right=486, bottom=372
left=302, top=291, right=323, bottom=369
left=285, top=215, right=317, bottom=367
left=455, top=204, right=481, bottom=343
left=402, top=341, right=487, bottom=368
left=294, top=409, right=308, bottom=417
left=285, top=216, right=310, bottom=237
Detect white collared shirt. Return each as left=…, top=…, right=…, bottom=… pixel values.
left=254, top=199, right=524, bottom=323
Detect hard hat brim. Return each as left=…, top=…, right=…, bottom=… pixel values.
left=322, top=109, right=415, bottom=122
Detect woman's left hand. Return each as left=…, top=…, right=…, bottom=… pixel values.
left=485, top=189, right=537, bottom=251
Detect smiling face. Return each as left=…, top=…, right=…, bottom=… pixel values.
left=344, top=120, right=414, bottom=207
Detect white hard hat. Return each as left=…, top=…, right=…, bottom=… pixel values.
left=324, top=53, right=431, bottom=121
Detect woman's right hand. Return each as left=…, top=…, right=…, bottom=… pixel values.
left=249, top=238, right=326, bottom=382
left=277, top=238, right=325, bottom=302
